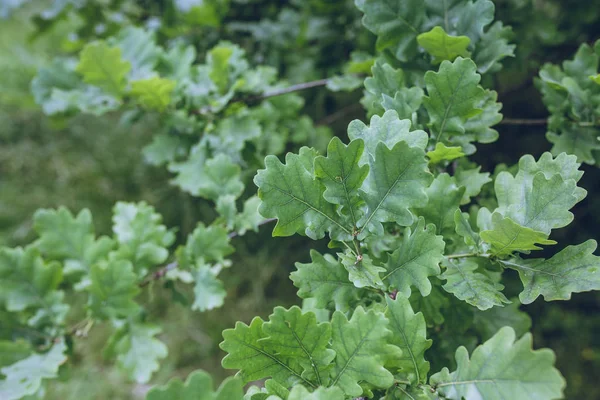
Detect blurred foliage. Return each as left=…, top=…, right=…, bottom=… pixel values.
left=0, top=0, right=598, bottom=399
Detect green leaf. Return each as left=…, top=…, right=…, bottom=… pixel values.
left=291, top=250, right=364, bottom=312
left=329, top=307, right=401, bottom=396
left=220, top=317, right=310, bottom=387
left=111, top=202, right=175, bottom=274
left=339, top=252, right=386, bottom=290
left=430, top=327, right=565, bottom=399
left=348, top=111, right=428, bottom=159
left=200, top=154, right=245, bottom=201
left=31, top=58, right=82, bottom=115
left=417, top=26, right=470, bottom=64
left=382, top=217, right=445, bottom=297
left=537, top=40, right=600, bottom=165
left=473, top=299, right=532, bottom=340
left=358, top=140, right=432, bottom=238
left=76, top=41, right=131, bottom=95
left=114, top=322, right=168, bottom=383
left=87, top=259, right=140, bottom=320
left=416, top=173, right=465, bottom=237
left=381, top=87, right=424, bottom=121
left=192, top=268, right=226, bottom=312
left=424, top=57, right=487, bottom=147
left=480, top=214, right=556, bottom=256
left=0, top=246, right=63, bottom=312
left=454, top=166, right=491, bottom=205
left=454, top=211, right=481, bottom=249
left=261, top=306, right=335, bottom=386
left=494, top=153, right=585, bottom=235
left=207, top=42, right=248, bottom=94
left=385, top=296, right=431, bottom=384
left=426, top=143, right=464, bottom=164
left=410, top=283, right=450, bottom=327
left=184, top=222, right=234, bottom=265
left=288, top=386, right=345, bottom=400
left=0, top=340, right=31, bottom=368
left=143, top=134, right=186, bottom=166
left=112, top=27, right=162, bottom=81
left=130, top=77, right=176, bottom=112
left=441, top=258, right=509, bottom=310
left=314, top=138, right=369, bottom=227
left=33, top=207, right=114, bottom=275
left=362, top=62, right=405, bottom=115
left=326, top=75, right=363, bottom=92
left=473, top=22, right=515, bottom=73
left=207, top=115, right=261, bottom=163
left=254, top=153, right=352, bottom=240
left=0, top=341, right=67, bottom=400
left=499, top=240, right=600, bottom=304
left=356, top=0, right=424, bottom=62
left=146, top=370, right=243, bottom=400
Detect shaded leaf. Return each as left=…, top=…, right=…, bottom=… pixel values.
left=430, top=327, right=565, bottom=400
left=385, top=296, right=431, bottom=384
left=146, top=370, right=243, bottom=400
left=382, top=218, right=445, bottom=297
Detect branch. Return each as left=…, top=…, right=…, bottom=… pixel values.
left=139, top=218, right=277, bottom=287
left=499, top=118, right=547, bottom=125
left=257, top=79, right=329, bottom=100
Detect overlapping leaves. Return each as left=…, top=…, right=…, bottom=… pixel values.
left=356, top=0, right=514, bottom=72
left=537, top=40, right=600, bottom=165
left=255, top=112, right=432, bottom=241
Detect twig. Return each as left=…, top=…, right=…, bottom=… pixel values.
left=500, top=118, right=548, bottom=125
left=258, top=79, right=329, bottom=100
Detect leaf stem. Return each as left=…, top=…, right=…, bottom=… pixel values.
left=352, top=238, right=362, bottom=257
left=445, top=253, right=490, bottom=259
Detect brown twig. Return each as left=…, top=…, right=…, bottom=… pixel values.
left=500, top=118, right=548, bottom=125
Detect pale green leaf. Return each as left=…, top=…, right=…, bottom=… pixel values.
left=111, top=202, right=175, bottom=274
left=494, top=153, right=585, bottom=235
left=112, top=27, right=162, bottom=81
left=441, top=258, right=509, bottom=310
left=430, top=327, right=565, bottom=400
left=192, top=268, right=226, bottom=312
left=381, top=87, right=424, bottom=121
left=426, top=143, right=464, bottom=164
left=385, top=296, right=431, bottom=384
left=382, top=217, right=445, bottom=297
left=454, top=166, right=491, bottom=204
left=0, top=341, right=67, bottom=400
left=339, top=252, right=386, bottom=290
left=114, top=322, right=168, bottom=383
left=362, top=62, right=405, bottom=115
left=454, top=210, right=481, bottom=250
left=146, top=370, right=243, bottom=400
left=329, top=307, right=401, bottom=396
left=183, top=222, right=234, bottom=265
left=291, top=250, right=364, bottom=312
left=76, top=41, right=131, bottom=95
left=499, top=240, right=600, bottom=304
left=416, top=173, right=465, bottom=236
left=87, top=259, right=140, bottom=320
left=326, top=75, right=362, bottom=92
left=348, top=110, right=428, bottom=160
left=288, top=386, right=344, bottom=400
left=130, top=77, right=176, bottom=112
left=417, top=26, right=470, bottom=64
left=480, top=214, right=556, bottom=256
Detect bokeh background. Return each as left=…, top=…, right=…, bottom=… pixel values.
left=1, top=0, right=599, bottom=398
